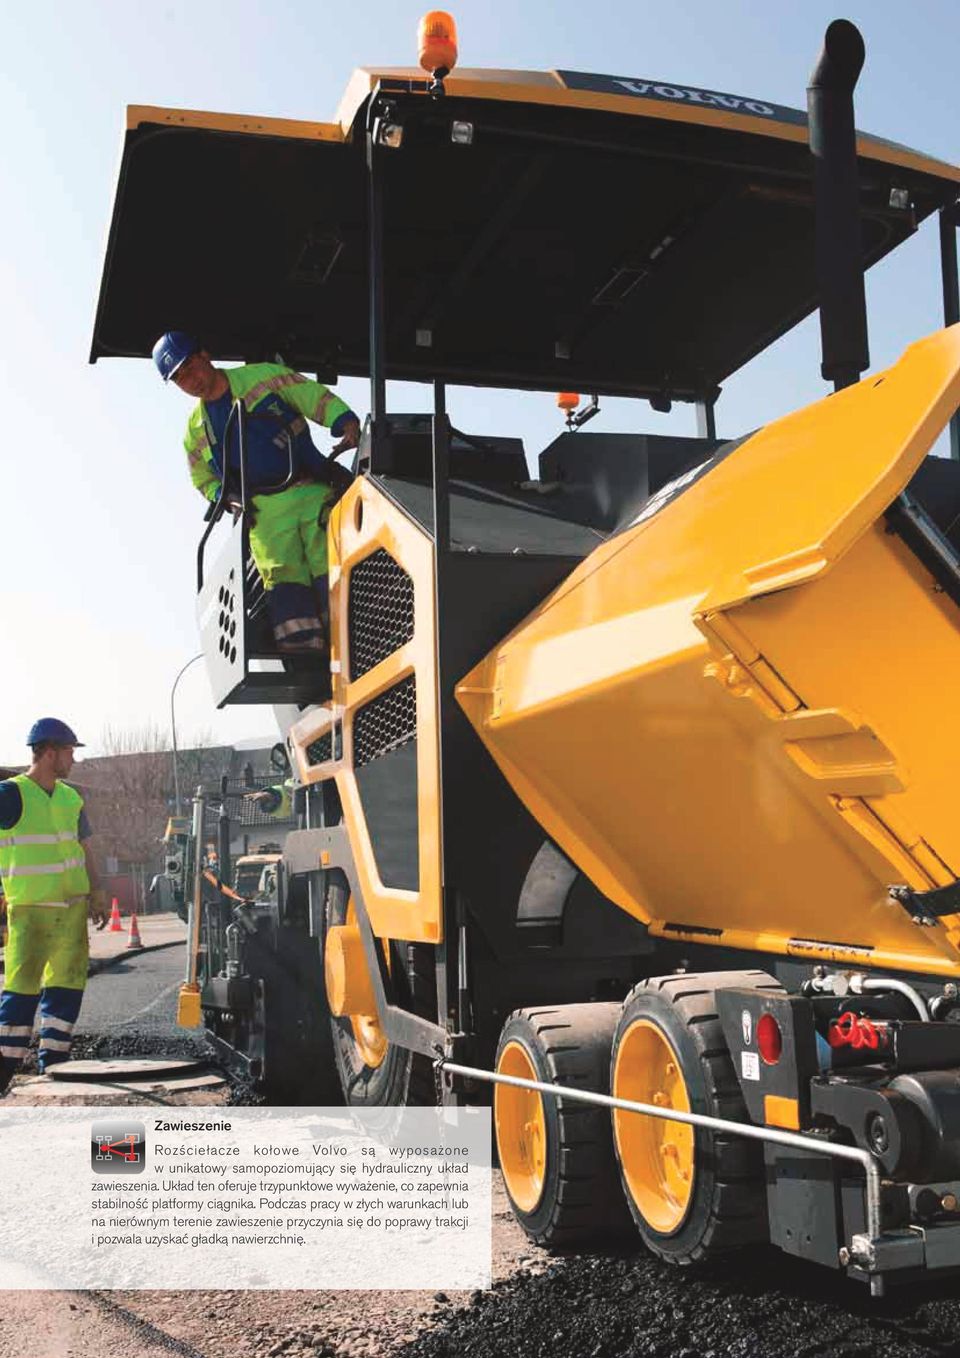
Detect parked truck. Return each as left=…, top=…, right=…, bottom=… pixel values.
left=92, top=15, right=960, bottom=1291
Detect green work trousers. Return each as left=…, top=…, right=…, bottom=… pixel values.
left=248, top=482, right=333, bottom=590
left=4, top=900, right=88, bottom=992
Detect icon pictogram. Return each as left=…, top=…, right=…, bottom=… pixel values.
left=90, top=1121, right=147, bottom=1175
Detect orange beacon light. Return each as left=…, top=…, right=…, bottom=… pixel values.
left=418, top=12, right=458, bottom=75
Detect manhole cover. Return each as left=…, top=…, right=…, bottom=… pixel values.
left=47, top=1057, right=207, bottom=1082
left=19, top=1071, right=227, bottom=1099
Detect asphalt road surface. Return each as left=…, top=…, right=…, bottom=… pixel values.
left=78, top=940, right=187, bottom=1037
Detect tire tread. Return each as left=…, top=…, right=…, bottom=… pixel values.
left=615, top=969, right=782, bottom=1265
left=497, top=1003, right=634, bottom=1249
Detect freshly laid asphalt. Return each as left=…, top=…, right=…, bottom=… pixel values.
left=77, top=931, right=190, bottom=1038
left=396, top=1245, right=960, bottom=1358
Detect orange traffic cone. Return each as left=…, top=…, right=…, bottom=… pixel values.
left=126, top=913, right=143, bottom=950
left=108, top=897, right=123, bottom=932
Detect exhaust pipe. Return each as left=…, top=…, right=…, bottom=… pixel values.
left=808, top=19, right=870, bottom=391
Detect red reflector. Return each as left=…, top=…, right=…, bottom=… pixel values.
left=757, top=1013, right=783, bottom=1065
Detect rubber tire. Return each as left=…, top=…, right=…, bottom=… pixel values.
left=611, top=969, right=782, bottom=1265
left=250, top=922, right=343, bottom=1105
left=325, top=874, right=437, bottom=1107
left=495, top=1004, right=635, bottom=1248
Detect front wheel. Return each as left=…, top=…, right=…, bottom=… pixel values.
left=240, top=920, right=342, bottom=1105
left=494, top=1004, right=634, bottom=1247
left=323, top=874, right=436, bottom=1106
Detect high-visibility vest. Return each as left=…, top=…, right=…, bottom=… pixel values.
left=264, top=782, right=293, bottom=819
left=184, top=363, right=352, bottom=503
left=0, top=775, right=89, bottom=907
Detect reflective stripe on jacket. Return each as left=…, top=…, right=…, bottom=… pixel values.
left=184, top=363, right=351, bottom=503
left=0, top=776, right=89, bottom=907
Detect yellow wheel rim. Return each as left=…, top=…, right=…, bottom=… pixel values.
left=494, top=1041, right=547, bottom=1213
left=612, top=1019, right=695, bottom=1234
left=350, top=1011, right=388, bottom=1069
left=324, top=897, right=390, bottom=1070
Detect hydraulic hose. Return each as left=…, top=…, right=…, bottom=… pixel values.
left=857, top=976, right=929, bottom=1022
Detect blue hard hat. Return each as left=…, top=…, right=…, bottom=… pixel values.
left=152, top=330, right=200, bottom=382
left=27, top=718, right=84, bottom=748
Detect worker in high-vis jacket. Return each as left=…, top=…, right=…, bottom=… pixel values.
left=0, top=719, right=109, bottom=1093
left=153, top=332, right=361, bottom=654
left=244, top=782, right=293, bottom=819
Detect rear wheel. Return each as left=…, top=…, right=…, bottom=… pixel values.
left=323, top=873, right=436, bottom=1106
left=611, top=970, right=780, bottom=1264
left=494, top=1004, right=634, bottom=1247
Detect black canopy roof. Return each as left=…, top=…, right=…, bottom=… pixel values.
left=90, top=69, right=960, bottom=401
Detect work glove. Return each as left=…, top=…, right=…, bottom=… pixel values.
left=228, top=498, right=255, bottom=526
left=88, top=889, right=109, bottom=930
left=331, top=415, right=361, bottom=457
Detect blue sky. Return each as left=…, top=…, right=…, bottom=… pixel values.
left=1, top=0, right=958, bottom=764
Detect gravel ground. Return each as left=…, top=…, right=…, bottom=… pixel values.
left=8, top=1016, right=960, bottom=1357
left=0, top=1292, right=187, bottom=1358
left=105, top=1179, right=550, bottom=1358
left=70, top=1031, right=215, bottom=1062
left=99, top=1219, right=960, bottom=1358
left=395, top=1245, right=960, bottom=1358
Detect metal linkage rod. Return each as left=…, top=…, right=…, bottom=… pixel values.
left=185, top=789, right=206, bottom=988
left=695, top=397, right=717, bottom=440
left=438, top=1058, right=883, bottom=1290
left=431, top=381, right=453, bottom=1034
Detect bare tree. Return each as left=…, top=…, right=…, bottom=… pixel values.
left=78, top=727, right=229, bottom=889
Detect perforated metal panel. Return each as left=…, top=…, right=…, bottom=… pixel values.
left=353, top=676, right=417, bottom=768
left=348, top=548, right=414, bottom=680
left=203, top=778, right=294, bottom=831
left=306, top=732, right=333, bottom=766
left=197, top=520, right=328, bottom=707
left=197, top=529, right=248, bottom=707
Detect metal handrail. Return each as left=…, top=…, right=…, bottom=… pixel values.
left=195, top=402, right=237, bottom=592
left=195, top=478, right=227, bottom=591
left=438, top=1057, right=886, bottom=1295
left=195, top=399, right=298, bottom=592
